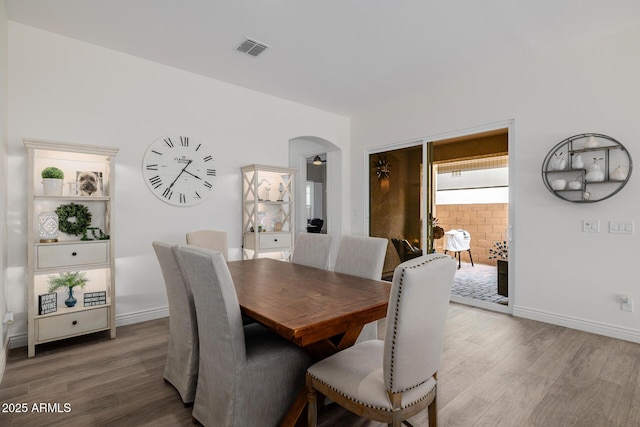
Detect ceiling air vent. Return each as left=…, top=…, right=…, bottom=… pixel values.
left=236, top=38, right=269, bottom=57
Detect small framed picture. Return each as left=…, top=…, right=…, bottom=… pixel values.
left=76, top=171, right=103, bottom=196
left=38, top=293, right=57, bottom=315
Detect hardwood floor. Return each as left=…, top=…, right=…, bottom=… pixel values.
left=1, top=303, right=639, bottom=426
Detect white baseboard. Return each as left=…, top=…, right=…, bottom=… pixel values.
left=8, top=306, right=170, bottom=349
left=513, top=305, right=640, bottom=344
left=450, top=295, right=511, bottom=314
left=115, top=306, right=169, bottom=327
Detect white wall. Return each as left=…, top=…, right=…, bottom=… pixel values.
left=0, top=0, right=8, bottom=377
left=6, top=23, right=349, bottom=341
left=351, top=25, right=640, bottom=342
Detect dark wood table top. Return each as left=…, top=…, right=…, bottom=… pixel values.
left=228, top=258, right=391, bottom=349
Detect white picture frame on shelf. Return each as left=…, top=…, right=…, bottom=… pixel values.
left=76, top=170, right=103, bottom=196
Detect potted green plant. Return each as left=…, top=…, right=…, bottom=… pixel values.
left=488, top=241, right=508, bottom=297
left=48, top=271, right=89, bottom=307
left=41, top=166, right=65, bottom=196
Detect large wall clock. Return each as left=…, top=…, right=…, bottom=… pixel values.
left=142, top=134, right=216, bottom=206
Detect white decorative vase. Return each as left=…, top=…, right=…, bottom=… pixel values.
left=585, top=160, right=605, bottom=182
left=584, top=136, right=599, bottom=149
left=38, top=211, right=59, bottom=242
left=572, top=154, right=584, bottom=169
left=610, top=166, right=627, bottom=181
left=550, top=179, right=567, bottom=191
left=42, top=178, right=64, bottom=196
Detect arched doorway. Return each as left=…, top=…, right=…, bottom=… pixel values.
left=289, top=137, right=342, bottom=265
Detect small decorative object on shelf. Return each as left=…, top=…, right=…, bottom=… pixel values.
left=584, top=135, right=599, bottom=148
left=38, top=293, right=57, bottom=315
left=549, top=152, right=566, bottom=170
left=550, top=179, right=567, bottom=190
left=41, top=166, right=64, bottom=196
left=542, top=133, right=632, bottom=203
left=76, top=170, right=103, bottom=196
left=585, top=157, right=605, bottom=182
left=47, top=271, right=89, bottom=308
left=610, top=165, right=627, bottom=181
left=84, top=291, right=107, bottom=307
left=571, top=153, right=584, bottom=169
left=56, top=202, right=92, bottom=236
left=81, top=227, right=110, bottom=241
left=38, top=211, right=59, bottom=243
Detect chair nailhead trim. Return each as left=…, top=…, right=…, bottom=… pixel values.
left=309, top=374, right=436, bottom=412
left=389, top=254, right=450, bottom=392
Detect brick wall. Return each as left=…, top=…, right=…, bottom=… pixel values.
left=434, top=203, right=508, bottom=265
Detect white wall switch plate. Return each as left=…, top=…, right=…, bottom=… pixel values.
left=582, top=219, right=600, bottom=233
left=609, top=220, right=634, bottom=234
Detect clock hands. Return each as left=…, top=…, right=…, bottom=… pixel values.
left=183, top=169, right=202, bottom=180
left=167, top=159, right=193, bottom=190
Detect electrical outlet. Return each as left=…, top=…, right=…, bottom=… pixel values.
left=583, top=219, right=600, bottom=233
left=3, top=311, right=13, bottom=324
left=621, top=296, right=634, bottom=312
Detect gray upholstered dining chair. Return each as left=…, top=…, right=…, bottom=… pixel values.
left=333, top=234, right=388, bottom=341
left=291, top=232, right=333, bottom=270
left=186, top=229, right=229, bottom=261
left=306, top=253, right=456, bottom=427
left=177, top=245, right=312, bottom=427
left=152, top=241, right=198, bottom=404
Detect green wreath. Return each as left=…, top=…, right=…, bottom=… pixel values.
left=55, top=203, right=92, bottom=236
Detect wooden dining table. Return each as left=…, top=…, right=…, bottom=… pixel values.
left=227, top=258, right=392, bottom=427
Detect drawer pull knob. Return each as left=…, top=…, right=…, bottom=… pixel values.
left=274, top=239, right=278, bottom=242
left=72, top=252, right=77, bottom=256
left=72, top=320, right=78, bottom=325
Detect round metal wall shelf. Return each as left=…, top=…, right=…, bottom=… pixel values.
left=542, top=133, right=632, bottom=203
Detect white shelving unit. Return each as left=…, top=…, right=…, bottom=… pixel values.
left=24, top=138, right=118, bottom=357
left=241, top=164, right=296, bottom=260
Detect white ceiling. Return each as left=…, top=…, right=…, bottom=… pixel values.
left=5, top=1, right=640, bottom=116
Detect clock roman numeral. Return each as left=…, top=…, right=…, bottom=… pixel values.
left=194, top=191, right=201, bottom=199
left=207, top=169, right=216, bottom=176
left=195, top=143, right=201, bottom=151
left=204, top=181, right=213, bottom=189
left=180, top=136, right=189, bottom=147
left=203, top=155, right=213, bottom=162
left=163, top=138, right=174, bottom=148
left=151, top=150, right=163, bottom=156
left=146, top=164, right=158, bottom=171
left=149, top=176, right=162, bottom=189
left=179, top=193, right=186, bottom=203
left=162, top=188, right=173, bottom=199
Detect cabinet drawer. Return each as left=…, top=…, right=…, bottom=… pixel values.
left=260, top=233, right=291, bottom=249
left=37, top=242, right=109, bottom=269
left=37, top=307, right=109, bottom=342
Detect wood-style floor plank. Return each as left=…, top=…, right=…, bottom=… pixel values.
left=2, top=304, right=640, bottom=426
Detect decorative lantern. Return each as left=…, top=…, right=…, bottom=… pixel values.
left=38, top=211, right=59, bottom=243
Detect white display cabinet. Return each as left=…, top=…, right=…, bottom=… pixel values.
left=241, top=164, right=296, bottom=260
left=24, top=138, right=118, bottom=357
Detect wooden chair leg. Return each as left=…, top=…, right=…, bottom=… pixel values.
left=307, top=376, right=318, bottom=427
left=428, top=398, right=437, bottom=427
left=467, top=249, right=474, bottom=266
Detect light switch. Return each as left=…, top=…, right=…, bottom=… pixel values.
left=609, top=220, right=634, bottom=234
left=582, top=219, right=600, bottom=233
